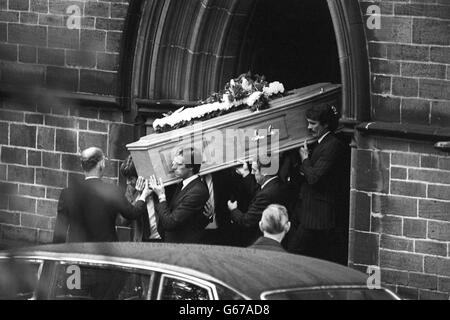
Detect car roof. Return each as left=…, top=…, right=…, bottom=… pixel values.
left=1, top=242, right=369, bottom=299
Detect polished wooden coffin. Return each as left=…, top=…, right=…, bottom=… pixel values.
left=127, top=83, right=341, bottom=186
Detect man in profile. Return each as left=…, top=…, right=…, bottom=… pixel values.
left=249, top=204, right=290, bottom=253
left=227, top=160, right=290, bottom=246
left=148, top=147, right=209, bottom=243
left=54, top=147, right=152, bottom=243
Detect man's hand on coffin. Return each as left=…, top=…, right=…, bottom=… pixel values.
left=135, top=177, right=145, bottom=192
left=299, top=141, right=309, bottom=162
left=148, top=175, right=166, bottom=198
left=138, top=178, right=153, bottom=201
left=235, top=160, right=252, bottom=177
left=227, top=200, right=238, bottom=211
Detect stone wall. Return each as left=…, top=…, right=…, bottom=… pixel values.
left=350, top=133, right=450, bottom=300
left=352, top=0, right=450, bottom=299
left=0, top=0, right=129, bottom=95
left=0, top=0, right=134, bottom=244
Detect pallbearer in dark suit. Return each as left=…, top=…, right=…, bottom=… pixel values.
left=228, top=160, right=290, bottom=247
left=287, top=104, right=346, bottom=261
left=149, top=147, right=209, bottom=244
left=53, top=147, right=151, bottom=244
left=200, top=168, right=250, bottom=246
left=118, top=156, right=162, bottom=242
left=249, top=204, right=291, bottom=253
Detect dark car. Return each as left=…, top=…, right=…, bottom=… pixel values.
left=0, top=243, right=399, bottom=300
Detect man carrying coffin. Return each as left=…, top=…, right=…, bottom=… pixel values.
left=227, top=159, right=290, bottom=247
left=148, top=147, right=210, bottom=244
left=287, top=104, right=346, bottom=262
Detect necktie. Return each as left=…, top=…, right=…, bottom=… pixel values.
left=171, top=182, right=183, bottom=206
left=203, top=174, right=217, bottom=229
left=145, top=197, right=162, bottom=240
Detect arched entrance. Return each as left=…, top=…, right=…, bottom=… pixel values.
left=122, top=0, right=370, bottom=264
left=123, top=0, right=370, bottom=125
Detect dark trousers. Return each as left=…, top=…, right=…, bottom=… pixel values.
left=287, top=225, right=333, bottom=261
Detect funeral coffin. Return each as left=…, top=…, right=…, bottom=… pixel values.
left=127, top=83, right=341, bottom=186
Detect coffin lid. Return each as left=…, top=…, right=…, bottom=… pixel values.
left=127, top=83, right=341, bottom=150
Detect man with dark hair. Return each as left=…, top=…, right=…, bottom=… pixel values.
left=249, top=204, right=290, bottom=253
left=54, top=147, right=152, bottom=243
left=227, top=159, right=290, bottom=247
left=148, top=147, right=209, bottom=243
left=287, top=104, right=346, bottom=261
left=118, top=155, right=161, bottom=242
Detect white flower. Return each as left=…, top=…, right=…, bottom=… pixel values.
left=241, top=78, right=252, bottom=92
left=154, top=77, right=285, bottom=130
left=221, top=94, right=230, bottom=103
left=246, top=91, right=263, bottom=107
left=263, top=81, right=285, bottom=96
left=153, top=118, right=162, bottom=130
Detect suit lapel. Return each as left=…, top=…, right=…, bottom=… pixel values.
left=170, top=182, right=183, bottom=207
left=311, top=134, right=333, bottom=163
left=171, top=177, right=200, bottom=206
left=260, top=177, right=279, bottom=194
left=249, top=177, right=278, bottom=207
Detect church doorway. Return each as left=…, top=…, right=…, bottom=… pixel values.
left=125, top=0, right=370, bottom=265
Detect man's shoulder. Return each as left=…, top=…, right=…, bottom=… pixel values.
left=77, top=178, right=124, bottom=198
left=188, top=177, right=209, bottom=193
left=322, top=133, right=345, bottom=149
left=250, top=237, right=286, bottom=252
left=262, top=178, right=288, bottom=194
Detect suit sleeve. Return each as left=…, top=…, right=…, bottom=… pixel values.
left=242, top=174, right=260, bottom=198
left=53, top=189, right=69, bottom=244
left=300, top=142, right=342, bottom=186
left=115, top=188, right=147, bottom=220
left=155, top=187, right=209, bottom=231
left=231, top=192, right=271, bottom=228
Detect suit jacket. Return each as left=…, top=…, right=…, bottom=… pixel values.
left=54, top=178, right=147, bottom=243
left=249, top=237, right=286, bottom=253
left=298, top=133, right=345, bottom=230
left=231, top=176, right=290, bottom=246
left=116, top=186, right=152, bottom=242
left=210, top=169, right=251, bottom=230
left=155, top=177, right=209, bottom=243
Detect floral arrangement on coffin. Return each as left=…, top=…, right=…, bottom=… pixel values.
left=153, top=72, right=286, bottom=133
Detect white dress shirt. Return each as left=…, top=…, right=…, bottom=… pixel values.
left=260, top=176, right=278, bottom=190
left=182, top=175, right=199, bottom=190
left=318, top=131, right=331, bottom=144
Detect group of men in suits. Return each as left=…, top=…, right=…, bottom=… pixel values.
left=54, top=104, right=347, bottom=262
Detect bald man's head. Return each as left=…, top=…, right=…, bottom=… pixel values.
left=81, top=147, right=105, bottom=173
left=260, top=204, right=290, bottom=235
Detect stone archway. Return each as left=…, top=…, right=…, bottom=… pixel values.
left=121, top=0, right=370, bottom=264
left=123, top=0, right=370, bottom=127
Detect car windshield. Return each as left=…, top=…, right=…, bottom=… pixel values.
left=263, top=288, right=397, bottom=300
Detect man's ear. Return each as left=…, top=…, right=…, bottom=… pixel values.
left=285, top=221, right=291, bottom=234
left=259, top=221, right=264, bottom=233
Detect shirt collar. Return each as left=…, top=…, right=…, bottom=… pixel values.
left=318, top=131, right=331, bottom=144
left=261, top=176, right=278, bottom=190
left=182, top=175, right=199, bottom=190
